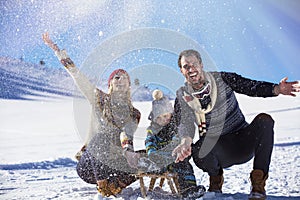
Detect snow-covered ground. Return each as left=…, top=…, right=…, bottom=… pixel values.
left=0, top=93, right=300, bottom=200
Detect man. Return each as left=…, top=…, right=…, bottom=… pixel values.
left=172, top=49, right=299, bottom=199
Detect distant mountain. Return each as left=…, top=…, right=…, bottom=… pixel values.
left=0, top=57, right=79, bottom=100
left=0, top=57, right=173, bottom=101
left=131, top=85, right=153, bottom=101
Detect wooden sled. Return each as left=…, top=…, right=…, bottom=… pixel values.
left=134, top=171, right=181, bottom=198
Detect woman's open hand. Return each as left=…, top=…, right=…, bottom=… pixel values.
left=42, top=32, right=60, bottom=52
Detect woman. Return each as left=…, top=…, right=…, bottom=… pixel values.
left=42, top=33, right=141, bottom=197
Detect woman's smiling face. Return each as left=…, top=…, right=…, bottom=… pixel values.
left=111, top=72, right=130, bottom=92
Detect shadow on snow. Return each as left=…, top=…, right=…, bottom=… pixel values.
left=0, top=158, right=77, bottom=170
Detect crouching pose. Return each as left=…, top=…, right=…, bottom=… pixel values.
left=42, top=33, right=141, bottom=197
left=145, top=90, right=205, bottom=199
left=172, top=49, right=300, bottom=199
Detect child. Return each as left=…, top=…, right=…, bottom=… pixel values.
left=145, top=90, right=205, bottom=198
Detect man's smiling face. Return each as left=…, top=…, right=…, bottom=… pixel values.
left=180, top=55, right=205, bottom=89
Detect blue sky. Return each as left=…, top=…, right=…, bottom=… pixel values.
left=1, top=0, right=299, bottom=89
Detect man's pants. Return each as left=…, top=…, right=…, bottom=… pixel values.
left=192, top=113, right=274, bottom=176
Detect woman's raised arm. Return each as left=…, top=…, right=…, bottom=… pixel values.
left=42, top=32, right=97, bottom=103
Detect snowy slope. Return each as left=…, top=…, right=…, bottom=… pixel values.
left=0, top=57, right=80, bottom=100
left=0, top=95, right=299, bottom=200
